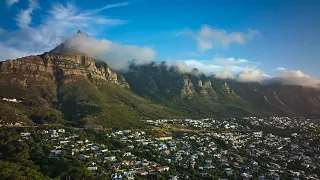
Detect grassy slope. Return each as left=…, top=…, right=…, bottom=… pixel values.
left=0, top=73, right=185, bottom=128
left=0, top=73, right=63, bottom=125
left=57, top=76, right=185, bottom=129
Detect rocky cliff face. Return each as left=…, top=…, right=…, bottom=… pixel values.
left=1, top=56, right=52, bottom=80
left=220, top=82, right=233, bottom=94
left=197, top=79, right=218, bottom=98
left=181, top=78, right=195, bottom=96
left=0, top=52, right=129, bottom=88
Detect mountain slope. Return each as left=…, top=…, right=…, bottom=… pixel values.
left=0, top=50, right=184, bottom=128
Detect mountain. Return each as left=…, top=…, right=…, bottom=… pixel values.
left=1, top=32, right=320, bottom=128
left=122, top=63, right=320, bottom=118
left=121, top=63, right=320, bottom=118
left=0, top=33, right=184, bottom=128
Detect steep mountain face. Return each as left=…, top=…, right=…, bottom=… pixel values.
left=1, top=33, right=320, bottom=128
left=122, top=63, right=320, bottom=118
left=226, top=82, right=320, bottom=117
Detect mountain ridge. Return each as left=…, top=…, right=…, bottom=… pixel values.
left=1, top=34, right=320, bottom=128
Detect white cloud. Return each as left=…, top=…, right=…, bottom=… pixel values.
left=165, top=57, right=259, bottom=78
left=276, top=67, right=287, bottom=71
left=0, top=43, right=31, bottom=60
left=214, top=71, right=234, bottom=79
left=237, top=69, right=269, bottom=82
left=0, top=1, right=130, bottom=61
left=165, top=59, right=319, bottom=88
left=184, top=25, right=259, bottom=52
left=84, top=2, right=130, bottom=15
left=278, top=70, right=310, bottom=78
left=258, top=70, right=320, bottom=88
left=6, top=0, right=19, bottom=8
left=15, top=0, right=40, bottom=28
left=234, top=69, right=319, bottom=88
left=48, top=2, right=127, bottom=27
left=183, top=60, right=222, bottom=74
left=165, top=60, right=197, bottom=73
left=274, top=70, right=320, bottom=88
left=65, top=33, right=155, bottom=71
left=214, top=57, right=248, bottom=66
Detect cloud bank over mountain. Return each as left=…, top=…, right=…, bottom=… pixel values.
left=64, top=32, right=155, bottom=71
left=265, top=70, right=320, bottom=88
left=164, top=58, right=320, bottom=88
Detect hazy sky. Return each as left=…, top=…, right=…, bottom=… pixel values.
left=0, top=0, right=319, bottom=80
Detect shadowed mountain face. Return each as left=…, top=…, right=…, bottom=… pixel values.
left=1, top=34, right=320, bottom=128
left=121, top=63, right=320, bottom=118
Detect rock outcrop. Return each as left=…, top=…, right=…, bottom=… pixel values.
left=197, top=80, right=217, bottom=97
left=220, top=82, right=233, bottom=94
left=181, top=78, right=196, bottom=97
left=0, top=52, right=130, bottom=88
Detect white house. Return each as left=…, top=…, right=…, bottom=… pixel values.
left=104, top=156, right=117, bottom=162
left=58, top=129, right=65, bottom=133
left=87, top=166, right=98, bottom=171
left=2, top=98, right=21, bottom=103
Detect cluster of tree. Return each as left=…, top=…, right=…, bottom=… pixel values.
left=0, top=128, right=93, bottom=180
left=28, top=111, right=64, bottom=124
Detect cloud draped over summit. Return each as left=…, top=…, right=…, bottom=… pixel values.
left=166, top=59, right=320, bottom=88
left=65, top=33, right=155, bottom=71
left=265, top=70, right=320, bottom=88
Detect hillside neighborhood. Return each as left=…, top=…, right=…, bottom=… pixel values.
left=8, top=117, right=320, bottom=179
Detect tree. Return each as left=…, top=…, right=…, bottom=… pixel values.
left=0, top=160, right=50, bottom=180
left=61, top=166, right=93, bottom=180
left=0, top=128, right=31, bottom=165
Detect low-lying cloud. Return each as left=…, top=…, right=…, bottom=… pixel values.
left=163, top=59, right=320, bottom=88
left=266, top=70, right=320, bottom=88
left=65, top=33, right=155, bottom=71
left=237, top=69, right=269, bottom=82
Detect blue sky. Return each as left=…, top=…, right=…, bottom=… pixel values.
left=1, top=0, right=320, bottom=83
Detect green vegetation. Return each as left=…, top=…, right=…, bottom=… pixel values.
left=0, top=63, right=184, bottom=129
left=0, top=161, right=50, bottom=180
left=57, top=76, right=184, bottom=129
left=0, top=127, right=95, bottom=180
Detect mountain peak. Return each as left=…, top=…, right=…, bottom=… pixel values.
left=76, top=30, right=88, bottom=37
left=49, top=30, right=89, bottom=55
